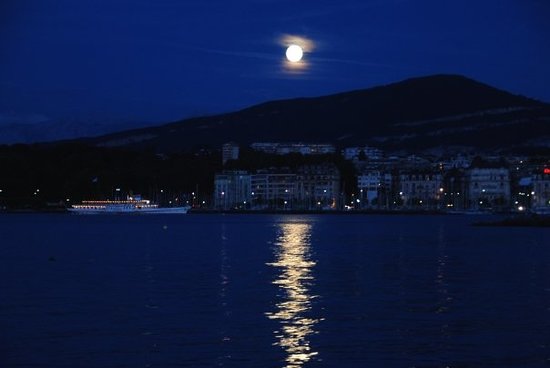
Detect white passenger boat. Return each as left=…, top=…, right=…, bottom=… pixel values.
left=68, top=195, right=190, bottom=214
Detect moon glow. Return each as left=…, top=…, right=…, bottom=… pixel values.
left=286, top=44, right=303, bottom=62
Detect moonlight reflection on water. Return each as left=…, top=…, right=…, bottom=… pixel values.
left=266, top=222, right=321, bottom=367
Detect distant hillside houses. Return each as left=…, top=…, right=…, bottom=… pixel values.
left=250, top=142, right=335, bottom=155
left=342, top=146, right=383, bottom=161
left=222, top=142, right=239, bottom=165
left=213, top=143, right=550, bottom=213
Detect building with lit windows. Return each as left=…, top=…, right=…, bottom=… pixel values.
left=295, top=164, right=340, bottom=209
left=250, top=169, right=297, bottom=209
left=466, top=167, right=510, bottom=209
left=357, top=170, right=392, bottom=207
left=214, top=171, right=251, bottom=210
left=398, top=172, right=443, bottom=208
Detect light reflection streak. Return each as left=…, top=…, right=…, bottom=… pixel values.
left=266, top=222, right=321, bottom=367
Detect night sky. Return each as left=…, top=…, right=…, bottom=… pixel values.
left=1, top=0, right=549, bottom=124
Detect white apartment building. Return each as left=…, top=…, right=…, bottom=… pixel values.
left=357, top=171, right=392, bottom=206
left=398, top=172, right=443, bottom=207
left=250, top=170, right=296, bottom=209
left=466, top=167, right=510, bottom=208
left=214, top=171, right=251, bottom=209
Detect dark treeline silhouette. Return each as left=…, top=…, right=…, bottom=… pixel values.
left=0, top=144, right=360, bottom=209
left=0, top=143, right=220, bottom=209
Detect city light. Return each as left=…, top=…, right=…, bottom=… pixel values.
left=210, top=148, right=546, bottom=212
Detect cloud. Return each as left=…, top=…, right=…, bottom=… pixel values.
left=278, top=34, right=316, bottom=53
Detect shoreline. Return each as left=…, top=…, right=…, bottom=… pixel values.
left=1, top=208, right=491, bottom=216
left=473, top=215, right=550, bottom=227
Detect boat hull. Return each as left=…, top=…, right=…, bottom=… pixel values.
left=68, top=206, right=190, bottom=214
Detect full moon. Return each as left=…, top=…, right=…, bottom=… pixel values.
left=286, top=44, right=303, bottom=62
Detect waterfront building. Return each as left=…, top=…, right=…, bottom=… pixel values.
left=222, top=142, right=239, bottom=165
left=214, top=171, right=251, bottom=210
left=357, top=170, right=392, bottom=207
left=398, top=172, right=443, bottom=208
left=442, top=169, right=468, bottom=210
left=466, top=167, right=511, bottom=209
left=295, top=164, right=340, bottom=209
left=250, top=169, right=297, bottom=209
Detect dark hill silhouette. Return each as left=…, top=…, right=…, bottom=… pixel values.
left=83, top=74, right=549, bottom=153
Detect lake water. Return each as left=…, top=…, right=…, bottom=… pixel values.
left=1, top=214, right=549, bottom=367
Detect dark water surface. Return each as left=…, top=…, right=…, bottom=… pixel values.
left=1, top=214, right=549, bottom=367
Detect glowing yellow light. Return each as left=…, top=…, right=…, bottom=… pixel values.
left=286, top=45, right=303, bottom=62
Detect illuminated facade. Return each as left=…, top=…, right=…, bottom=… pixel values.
left=398, top=172, right=443, bottom=208
left=213, top=171, right=251, bottom=210
left=250, top=170, right=297, bottom=209
left=357, top=170, right=392, bottom=207
left=466, top=167, right=510, bottom=209
left=295, top=164, right=340, bottom=209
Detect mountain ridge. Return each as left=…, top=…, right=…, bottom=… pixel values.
left=72, top=74, right=550, bottom=153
